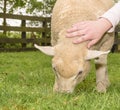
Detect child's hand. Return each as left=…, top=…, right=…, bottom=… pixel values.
left=66, top=18, right=112, bottom=48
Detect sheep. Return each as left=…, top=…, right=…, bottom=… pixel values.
left=35, top=0, right=115, bottom=93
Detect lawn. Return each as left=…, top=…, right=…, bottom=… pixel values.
left=0, top=51, right=120, bottom=110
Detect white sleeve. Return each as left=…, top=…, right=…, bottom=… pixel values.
left=101, top=1, right=120, bottom=32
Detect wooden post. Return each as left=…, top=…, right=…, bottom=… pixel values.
left=42, top=18, right=47, bottom=46
left=21, top=20, right=26, bottom=48
left=3, top=0, right=6, bottom=35
left=114, top=32, right=119, bottom=52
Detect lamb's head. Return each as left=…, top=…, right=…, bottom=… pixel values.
left=52, top=43, right=90, bottom=93
left=34, top=43, right=110, bottom=93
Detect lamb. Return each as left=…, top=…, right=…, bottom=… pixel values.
left=35, top=0, right=115, bottom=93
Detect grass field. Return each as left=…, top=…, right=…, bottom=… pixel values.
left=0, top=51, right=120, bottom=110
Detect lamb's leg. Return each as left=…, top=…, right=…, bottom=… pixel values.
left=95, top=55, right=110, bottom=93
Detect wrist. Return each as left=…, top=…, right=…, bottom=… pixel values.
left=98, top=18, right=113, bottom=32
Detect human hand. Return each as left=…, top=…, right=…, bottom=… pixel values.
left=66, top=18, right=112, bottom=48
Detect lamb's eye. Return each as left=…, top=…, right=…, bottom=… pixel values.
left=75, top=71, right=83, bottom=79
left=53, top=67, right=59, bottom=78
left=53, top=67, right=57, bottom=72
left=78, top=71, right=83, bottom=76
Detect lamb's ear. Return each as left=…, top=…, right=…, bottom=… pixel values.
left=85, top=50, right=110, bottom=60
left=34, top=44, right=54, bottom=56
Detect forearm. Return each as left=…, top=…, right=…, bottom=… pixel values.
left=101, top=1, right=120, bottom=32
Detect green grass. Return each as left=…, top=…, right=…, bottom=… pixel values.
left=0, top=51, right=120, bottom=110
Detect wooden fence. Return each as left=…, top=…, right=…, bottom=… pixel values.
left=0, top=13, right=51, bottom=51
left=0, top=13, right=120, bottom=52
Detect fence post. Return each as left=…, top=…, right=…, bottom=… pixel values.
left=114, top=32, right=119, bottom=52
left=3, top=0, right=7, bottom=35
left=42, top=18, right=47, bottom=46
left=21, top=20, right=26, bottom=48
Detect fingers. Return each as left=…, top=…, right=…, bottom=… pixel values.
left=67, top=22, right=86, bottom=33
left=73, top=36, right=99, bottom=49
left=66, top=29, right=85, bottom=37
left=66, top=21, right=100, bottom=48
left=73, top=35, right=89, bottom=44
left=66, top=26, right=78, bottom=33
left=72, top=21, right=88, bottom=27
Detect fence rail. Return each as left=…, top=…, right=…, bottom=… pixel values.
left=0, top=38, right=51, bottom=52
left=0, top=38, right=51, bottom=44
left=0, top=26, right=46, bottom=32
